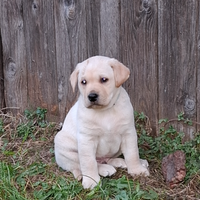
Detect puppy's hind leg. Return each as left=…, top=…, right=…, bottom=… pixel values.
left=55, top=148, right=82, bottom=179
left=54, top=132, right=82, bottom=180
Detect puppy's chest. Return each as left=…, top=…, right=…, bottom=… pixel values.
left=98, top=112, right=126, bottom=132
left=88, top=113, right=129, bottom=136
left=102, top=122, right=116, bottom=133
left=97, top=121, right=123, bottom=136
left=96, top=132, right=121, bottom=157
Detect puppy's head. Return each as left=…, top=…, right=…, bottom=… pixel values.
left=70, top=56, right=130, bottom=109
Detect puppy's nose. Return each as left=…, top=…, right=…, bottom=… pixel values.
left=88, top=93, right=98, bottom=102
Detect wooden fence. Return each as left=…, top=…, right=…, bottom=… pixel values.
left=0, top=0, right=200, bottom=136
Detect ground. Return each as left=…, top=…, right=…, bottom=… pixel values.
left=0, top=108, right=199, bottom=200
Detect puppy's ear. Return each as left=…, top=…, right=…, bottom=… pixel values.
left=70, top=59, right=89, bottom=92
left=108, top=58, right=130, bottom=87
left=70, top=65, right=79, bottom=93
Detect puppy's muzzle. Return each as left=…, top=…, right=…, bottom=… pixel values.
left=88, top=93, right=98, bottom=102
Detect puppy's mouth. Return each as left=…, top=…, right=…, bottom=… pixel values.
left=87, top=102, right=104, bottom=109
left=86, top=93, right=104, bottom=108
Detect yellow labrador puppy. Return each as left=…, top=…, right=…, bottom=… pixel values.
left=54, top=56, right=149, bottom=189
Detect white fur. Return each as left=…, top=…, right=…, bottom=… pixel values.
left=54, top=56, right=149, bottom=189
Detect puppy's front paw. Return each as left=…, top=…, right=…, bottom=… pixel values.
left=140, top=159, right=149, bottom=169
left=82, top=175, right=100, bottom=189
left=72, top=169, right=82, bottom=181
left=128, top=165, right=150, bottom=177
left=108, top=158, right=127, bottom=168
left=98, top=163, right=116, bottom=177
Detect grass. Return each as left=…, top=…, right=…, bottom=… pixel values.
left=0, top=108, right=200, bottom=199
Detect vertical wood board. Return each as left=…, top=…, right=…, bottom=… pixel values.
left=0, top=1, right=5, bottom=108
left=196, top=1, right=200, bottom=130
left=23, top=0, right=58, bottom=119
left=99, top=0, right=120, bottom=59
left=158, top=0, right=197, bottom=137
left=54, top=0, right=87, bottom=120
left=86, top=0, right=100, bottom=57
left=1, top=0, right=27, bottom=113
left=0, top=33, right=4, bottom=108
left=120, top=0, right=158, bottom=133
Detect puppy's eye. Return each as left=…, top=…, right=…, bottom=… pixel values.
left=81, top=80, right=87, bottom=85
left=100, top=77, right=108, bottom=83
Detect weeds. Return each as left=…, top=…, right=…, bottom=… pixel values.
left=0, top=119, right=4, bottom=135
left=88, top=176, right=158, bottom=200
left=16, top=108, right=48, bottom=142
left=0, top=109, right=200, bottom=199
left=0, top=162, right=28, bottom=200
left=136, top=111, right=200, bottom=183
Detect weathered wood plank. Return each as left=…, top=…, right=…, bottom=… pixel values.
left=23, top=0, right=58, bottom=120
left=1, top=0, right=27, bottom=113
left=197, top=2, right=200, bottom=131
left=0, top=0, right=5, bottom=109
left=86, top=0, right=100, bottom=57
left=120, top=0, right=158, bottom=134
left=158, top=0, right=197, bottom=137
left=54, top=0, right=87, bottom=121
left=0, top=32, right=4, bottom=109
left=99, top=0, right=120, bottom=59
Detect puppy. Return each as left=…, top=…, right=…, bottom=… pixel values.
left=54, top=56, right=149, bottom=189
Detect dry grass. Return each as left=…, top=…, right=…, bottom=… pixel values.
left=0, top=109, right=200, bottom=200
